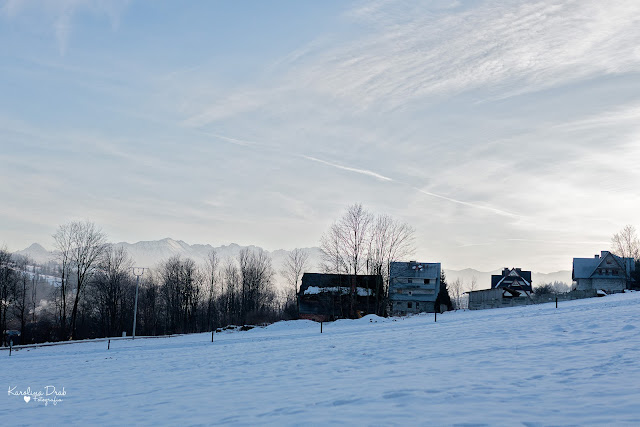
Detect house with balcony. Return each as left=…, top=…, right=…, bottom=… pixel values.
left=572, top=251, right=635, bottom=293
left=389, top=261, right=441, bottom=315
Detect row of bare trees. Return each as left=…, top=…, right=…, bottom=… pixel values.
left=1, top=221, right=285, bottom=345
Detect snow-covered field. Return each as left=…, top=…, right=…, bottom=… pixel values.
left=3, top=293, right=640, bottom=425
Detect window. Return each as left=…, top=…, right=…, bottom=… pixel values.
left=408, top=278, right=413, bottom=284
left=408, top=302, right=412, bottom=308
left=424, top=279, right=430, bottom=284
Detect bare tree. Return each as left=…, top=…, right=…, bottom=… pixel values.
left=159, top=255, right=202, bottom=334
left=281, top=248, right=310, bottom=312
left=222, top=260, right=241, bottom=324
left=12, top=257, right=30, bottom=338
left=611, top=225, right=640, bottom=261
left=450, top=278, right=464, bottom=310
left=53, top=224, right=74, bottom=339
left=204, top=250, right=219, bottom=330
left=468, top=276, right=478, bottom=292
left=91, top=245, right=133, bottom=337
left=0, top=247, right=17, bottom=345
left=320, top=204, right=417, bottom=316
left=54, top=221, right=108, bottom=339
left=339, top=204, right=373, bottom=275
left=367, top=214, right=415, bottom=315
left=320, top=222, right=349, bottom=274
left=238, top=248, right=276, bottom=324
left=30, top=264, right=38, bottom=324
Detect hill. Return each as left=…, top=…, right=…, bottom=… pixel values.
left=2, top=292, right=639, bottom=424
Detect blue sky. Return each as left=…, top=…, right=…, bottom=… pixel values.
left=1, top=0, right=640, bottom=272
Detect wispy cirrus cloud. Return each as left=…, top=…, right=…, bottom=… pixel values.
left=181, top=0, right=640, bottom=128
left=293, top=0, right=640, bottom=109
left=1, top=0, right=130, bottom=54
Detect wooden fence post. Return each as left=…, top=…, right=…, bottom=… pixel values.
left=108, top=339, right=110, bottom=350
left=321, top=322, right=323, bottom=333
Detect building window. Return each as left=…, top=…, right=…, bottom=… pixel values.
left=408, top=302, right=412, bottom=308
left=408, top=278, right=413, bottom=284
left=424, top=279, right=430, bottom=284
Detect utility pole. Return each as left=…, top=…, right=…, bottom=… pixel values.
left=131, top=267, right=147, bottom=340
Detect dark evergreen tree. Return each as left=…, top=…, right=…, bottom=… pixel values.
left=435, top=270, right=453, bottom=312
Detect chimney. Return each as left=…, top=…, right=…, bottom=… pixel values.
left=595, top=254, right=600, bottom=259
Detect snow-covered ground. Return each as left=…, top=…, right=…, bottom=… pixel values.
left=3, top=293, right=640, bottom=425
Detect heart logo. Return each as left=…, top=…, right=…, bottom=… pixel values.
left=24, top=396, right=31, bottom=403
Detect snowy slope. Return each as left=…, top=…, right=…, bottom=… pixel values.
left=3, top=293, right=640, bottom=425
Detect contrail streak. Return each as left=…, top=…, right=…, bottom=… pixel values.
left=301, top=154, right=519, bottom=218
left=301, top=155, right=393, bottom=182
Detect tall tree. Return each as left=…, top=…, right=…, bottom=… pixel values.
left=611, top=225, right=640, bottom=261
left=281, top=248, right=310, bottom=312
left=320, top=222, right=349, bottom=274
left=434, top=270, right=453, bottom=313
left=367, top=214, right=415, bottom=315
left=238, top=248, right=275, bottom=324
left=13, top=257, right=30, bottom=338
left=320, top=204, right=415, bottom=316
left=91, top=245, right=133, bottom=337
left=55, top=221, right=108, bottom=339
left=204, top=250, right=219, bottom=330
left=0, top=247, right=17, bottom=345
left=53, top=223, right=74, bottom=339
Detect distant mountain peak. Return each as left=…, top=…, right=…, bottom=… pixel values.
left=26, top=242, right=48, bottom=252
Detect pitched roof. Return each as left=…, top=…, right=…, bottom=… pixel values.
left=491, top=268, right=532, bottom=290
left=573, top=251, right=634, bottom=279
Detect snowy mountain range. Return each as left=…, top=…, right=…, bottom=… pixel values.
left=16, top=239, right=573, bottom=289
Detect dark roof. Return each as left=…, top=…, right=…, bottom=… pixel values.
left=491, top=268, right=532, bottom=291
left=300, top=273, right=382, bottom=293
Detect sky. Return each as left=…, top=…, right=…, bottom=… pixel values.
left=1, top=0, right=640, bottom=272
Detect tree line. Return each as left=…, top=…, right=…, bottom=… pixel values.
left=1, top=221, right=288, bottom=345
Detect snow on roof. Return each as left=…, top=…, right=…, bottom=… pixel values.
left=303, top=286, right=373, bottom=297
